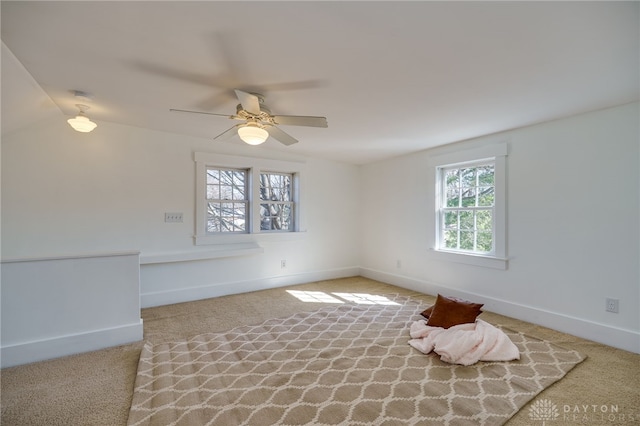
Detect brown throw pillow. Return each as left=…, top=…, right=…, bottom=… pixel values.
left=426, top=294, right=483, bottom=329
left=420, top=306, right=433, bottom=319
left=420, top=296, right=475, bottom=320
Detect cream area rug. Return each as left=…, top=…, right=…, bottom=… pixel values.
left=127, top=294, right=585, bottom=426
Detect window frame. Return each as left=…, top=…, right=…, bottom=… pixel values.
left=195, top=152, right=305, bottom=246
left=437, top=160, right=495, bottom=254
left=205, top=167, right=250, bottom=234
left=259, top=171, right=295, bottom=232
left=429, top=143, right=508, bottom=269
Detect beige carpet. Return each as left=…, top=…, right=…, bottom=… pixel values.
left=127, top=294, right=584, bottom=425
left=1, top=277, right=639, bottom=426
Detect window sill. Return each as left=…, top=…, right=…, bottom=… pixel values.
left=429, top=248, right=508, bottom=270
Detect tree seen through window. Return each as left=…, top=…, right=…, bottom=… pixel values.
left=441, top=164, right=495, bottom=253
left=260, top=173, right=294, bottom=231
left=206, top=168, right=248, bottom=233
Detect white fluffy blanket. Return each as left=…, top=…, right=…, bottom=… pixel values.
left=409, top=319, right=520, bottom=366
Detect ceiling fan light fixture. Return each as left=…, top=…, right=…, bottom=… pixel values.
left=67, top=104, right=97, bottom=133
left=238, top=123, right=268, bottom=145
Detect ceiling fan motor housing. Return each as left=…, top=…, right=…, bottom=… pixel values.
left=236, top=101, right=271, bottom=116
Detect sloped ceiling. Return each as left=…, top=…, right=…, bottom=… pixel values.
left=1, top=1, right=638, bottom=164
left=1, top=43, right=60, bottom=137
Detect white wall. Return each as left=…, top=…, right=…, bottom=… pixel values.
left=360, top=102, right=640, bottom=353
left=1, top=117, right=362, bottom=306
left=1, top=46, right=361, bottom=365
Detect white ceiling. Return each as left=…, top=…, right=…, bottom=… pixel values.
left=2, top=1, right=638, bottom=164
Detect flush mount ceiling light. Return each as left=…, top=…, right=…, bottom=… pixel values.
left=67, top=104, right=97, bottom=133
left=237, top=121, right=268, bottom=145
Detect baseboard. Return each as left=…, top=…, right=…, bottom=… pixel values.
left=1, top=320, right=144, bottom=368
left=360, top=267, right=640, bottom=354
left=141, top=267, right=360, bottom=308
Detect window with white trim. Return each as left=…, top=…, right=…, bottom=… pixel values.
left=259, top=172, right=294, bottom=231
left=430, top=143, right=508, bottom=269
left=194, top=152, right=305, bottom=246
left=438, top=161, right=494, bottom=253
left=206, top=167, right=249, bottom=233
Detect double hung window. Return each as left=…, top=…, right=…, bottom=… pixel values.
left=195, top=153, right=304, bottom=245
left=439, top=162, right=495, bottom=253
left=431, top=143, right=507, bottom=269
left=260, top=173, right=294, bottom=231
left=206, top=168, right=248, bottom=233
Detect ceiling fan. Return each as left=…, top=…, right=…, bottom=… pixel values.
left=170, top=89, right=327, bottom=146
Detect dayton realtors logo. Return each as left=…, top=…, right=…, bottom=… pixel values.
left=529, top=399, right=560, bottom=425
left=562, top=403, right=637, bottom=423
left=529, top=398, right=638, bottom=424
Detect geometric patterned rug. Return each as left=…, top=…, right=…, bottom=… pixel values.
left=127, top=294, right=585, bottom=426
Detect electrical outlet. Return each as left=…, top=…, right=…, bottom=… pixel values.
left=280, top=260, right=287, bottom=269
left=606, top=298, right=619, bottom=313
left=396, top=259, right=402, bottom=269
left=164, top=212, right=183, bottom=223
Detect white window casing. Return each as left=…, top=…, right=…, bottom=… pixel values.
left=429, top=143, right=508, bottom=270
left=194, top=152, right=306, bottom=246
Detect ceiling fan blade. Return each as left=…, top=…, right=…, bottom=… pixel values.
left=267, top=125, right=299, bottom=146
left=234, top=89, right=261, bottom=115
left=260, top=79, right=326, bottom=92
left=169, top=108, right=234, bottom=118
left=132, top=61, right=222, bottom=87
left=272, top=115, right=328, bottom=128
left=194, top=91, right=237, bottom=111
left=213, top=124, right=241, bottom=141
